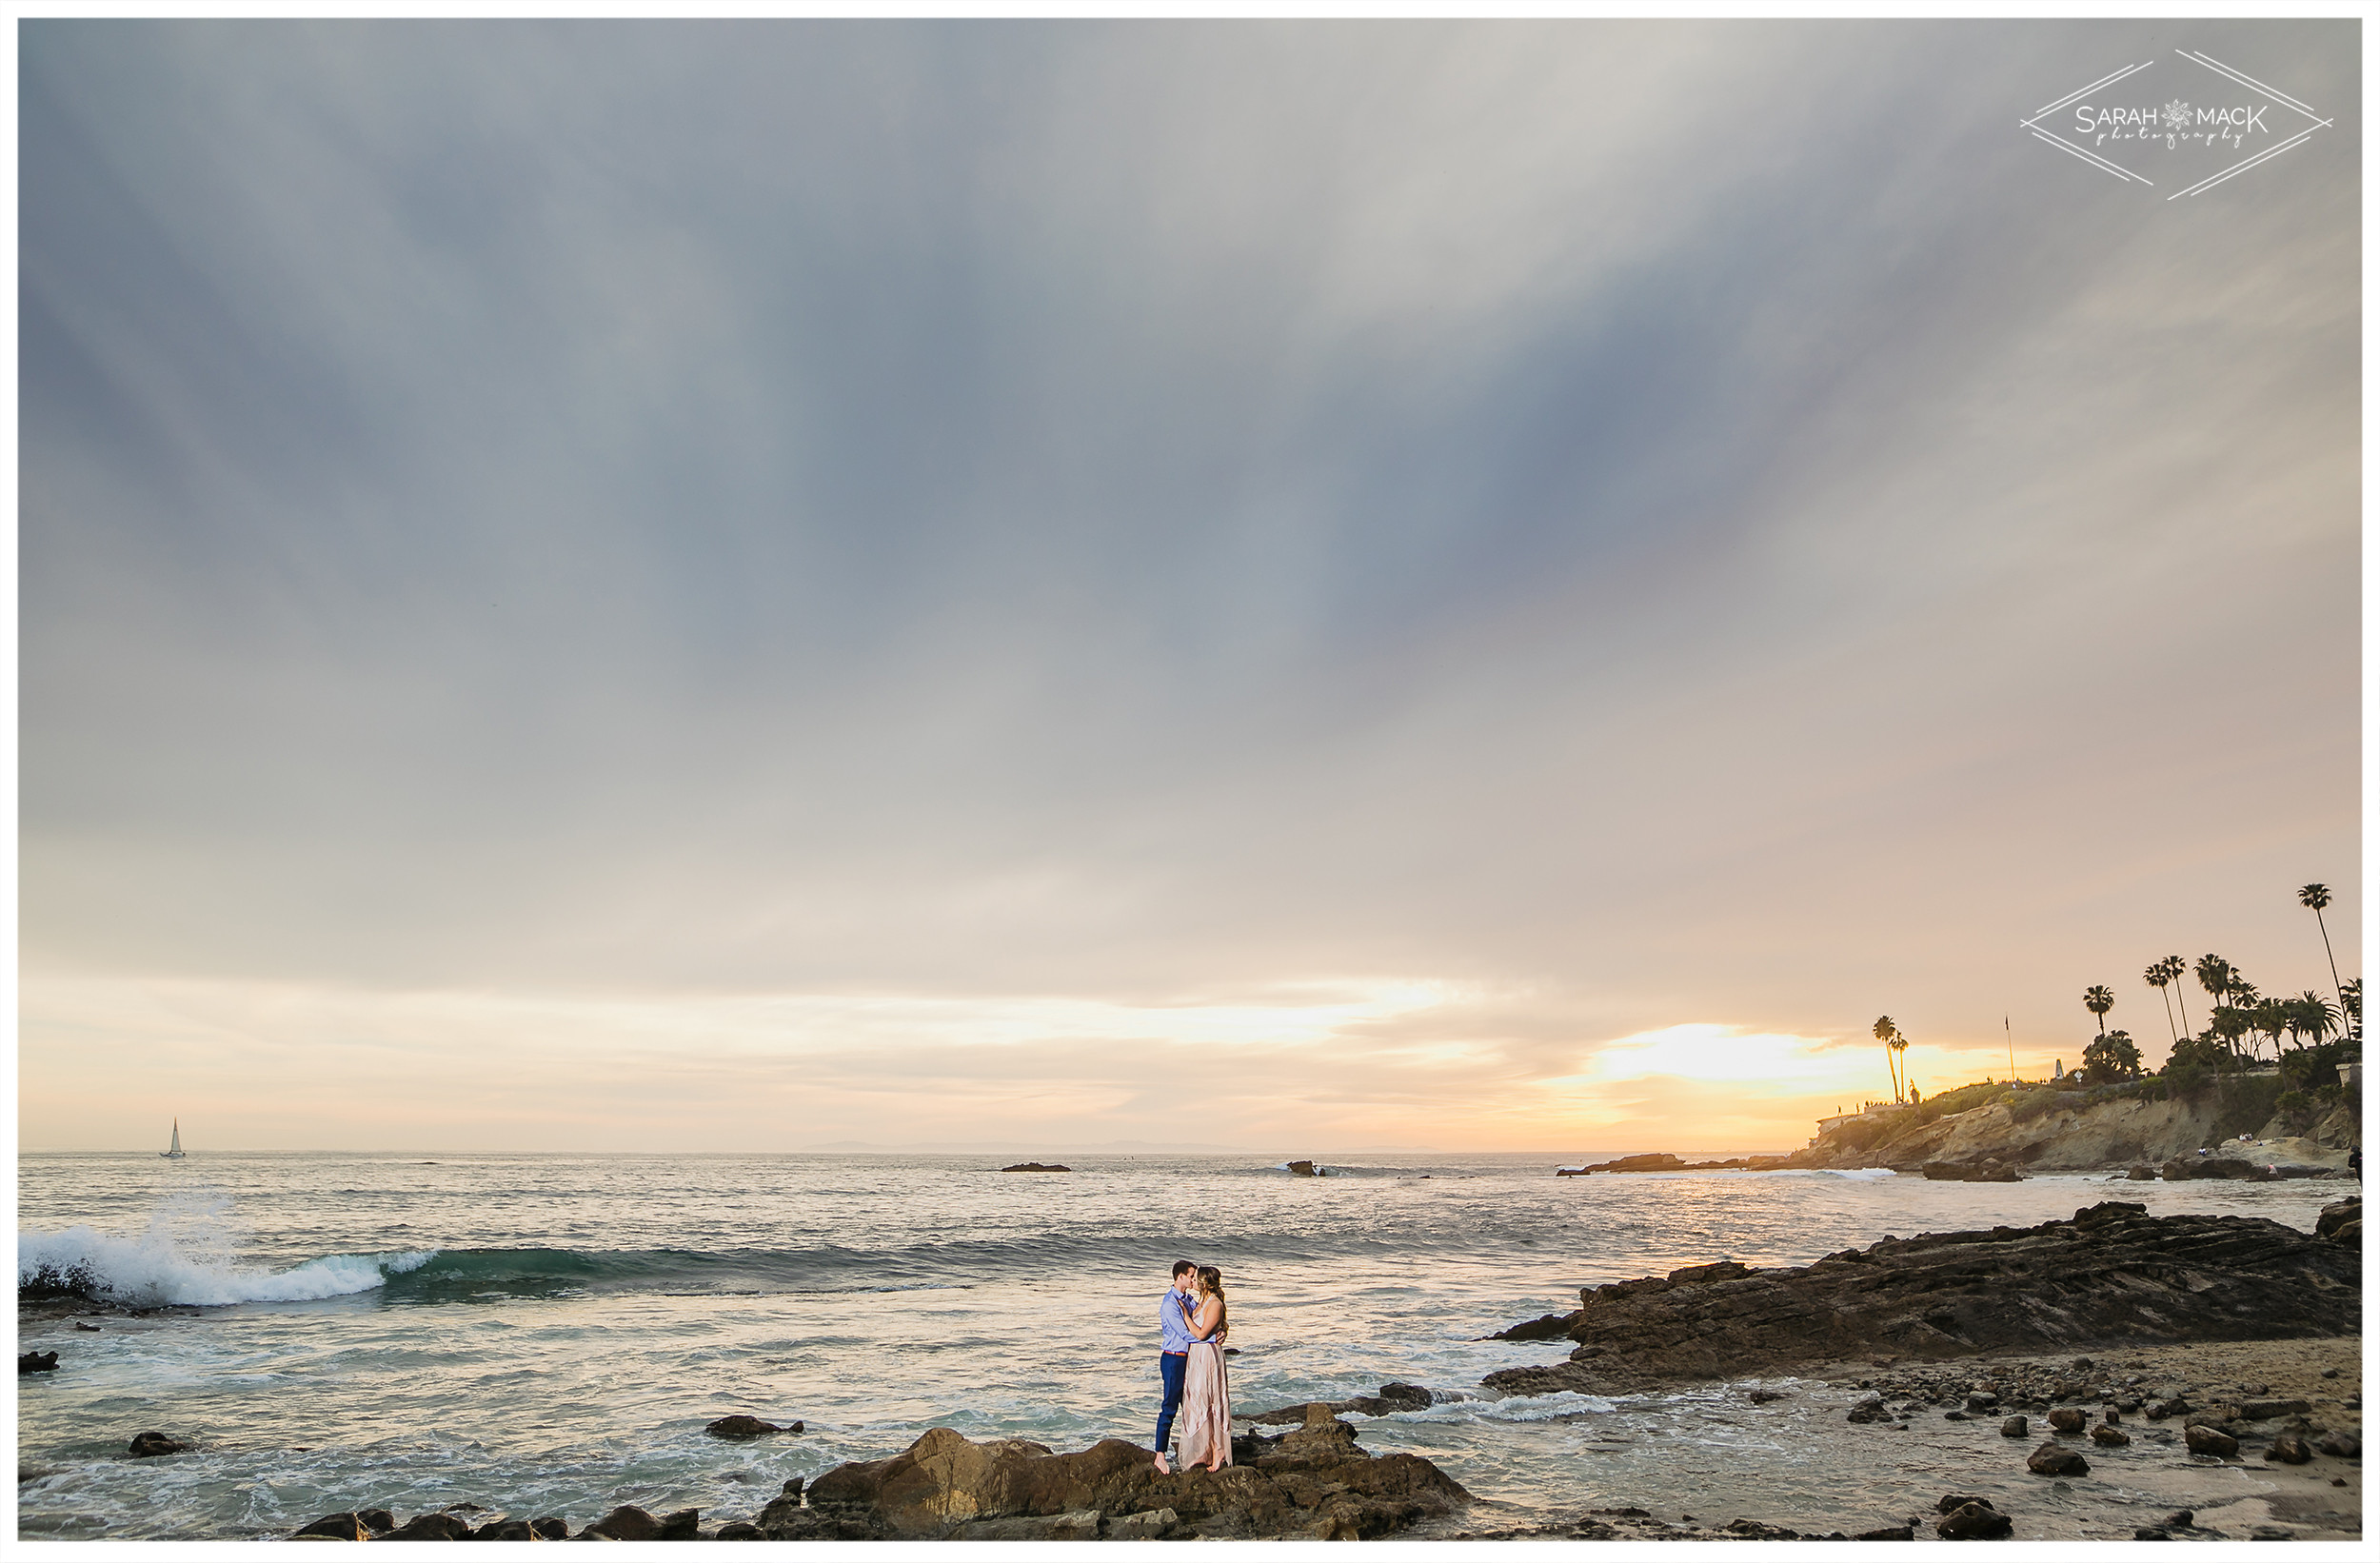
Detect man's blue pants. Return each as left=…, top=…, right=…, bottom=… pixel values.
left=1153, top=1351, right=1188, bottom=1452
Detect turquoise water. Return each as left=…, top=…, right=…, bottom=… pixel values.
left=15, top=1153, right=2350, bottom=1538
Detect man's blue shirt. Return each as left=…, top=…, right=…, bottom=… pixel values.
left=1159, top=1287, right=1195, bottom=1353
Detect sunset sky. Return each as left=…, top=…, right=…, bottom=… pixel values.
left=17, top=17, right=2362, bottom=1154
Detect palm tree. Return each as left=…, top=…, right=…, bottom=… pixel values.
left=2083, top=985, right=2114, bottom=1039
left=2211, top=1004, right=2251, bottom=1062
left=2293, top=991, right=2339, bottom=1048
left=2249, top=996, right=2288, bottom=1060
left=2162, top=956, right=2192, bottom=1037
left=2144, top=961, right=2179, bottom=1044
left=2195, top=954, right=2234, bottom=1021
left=1874, top=1015, right=1902, bottom=1102
left=2341, top=978, right=2361, bottom=1043
left=2300, top=883, right=2343, bottom=1017
left=1891, top=1031, right=1911, bottom=1100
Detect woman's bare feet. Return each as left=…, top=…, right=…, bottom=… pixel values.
left=1153, top=1453, right=1171, bottom=1474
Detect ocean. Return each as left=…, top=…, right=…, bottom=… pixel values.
left=14, top=1151, right=2353, bottom=1540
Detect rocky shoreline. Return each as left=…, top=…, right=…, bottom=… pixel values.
left=1483, top=1198, right=2360, bottom=1397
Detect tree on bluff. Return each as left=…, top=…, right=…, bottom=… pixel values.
left=2081, top=1030, right=2141, bottom=1085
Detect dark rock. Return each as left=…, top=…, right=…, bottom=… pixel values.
left=1107, top=1508, right=1179, bottom=1540
left=2133, top=1527, right=2172, bottom=1539
left=382, top=1513, right=474, bottom=1540
left=2264, top=1434, right=2315, bottom=1464
left=1569, top=1153, right=1686, bottom=1174
left=1847, top=1396, right=1889, bottom=1424
left=1936, top=1501, right=2013, bottom=1539
left=2089, top=1424, right=2130, bottom=1447
left=1481, top=1204, right=2363, bottom=1396
left=712, top=1521, right=763, bottom=1539
left=581, top=1506, right=663, bottom=1540
left=2161, top=1510, right=2194, bottom=1529
left=1490, top=1311, right=1580, bottom=1342
left=1965, top=1391, right=1998, bottom=1411
left=527, top=1517, right=566, bottom=1539
left=2314, top=1429, right=2359, bottom=1458
left=2046, top=1407, right=2085, bottom=1434
left=2161, top=1157, right=2271, bottom=1182
left=802, top=1417, right=1467, bottom=1539
left=2183, top=1424, right=2239, bottom=1458
left=2314, top=1198, right=2360, bottom=1239
left=2238, top=1398, right=2310, bottom=1420
left=2026, top=1441, right=2088, bottom=1476
left=1999, top=1416, right=2028, bottom=1438
left=657, top=1509, right=700, bottom=1539
left=18, top=1352, right=59, bottom=1374
left=1943, top=1410, right=1969, bottom=1421
left=472, top=1519, right=536, bottom=1539
left=1748, top=1389, right=1787, bottom=1403
left=2146, top=1397, right=2188, bottom=1420
left=1285, top=1160, right=1322, bottom=1177
left=1722, top=1518, right=1802, bottom=1538
left=780, top=1475, right=805, bottom=1501
left=358, top=1510, right=395, bottom=1533
left=126, top=1432, right=189, bottom=1457
left=705, top=1415, right=802, bottom=1438
left=1853, top=1524, right=1915, bottom=1540
left=1921, top=1160, right=2021, bottom=1182
left=999, top=1163, right=1070, bottom=1173
left=2127, top=1165, right=2156, bottom=1181
left=1936, top=1494, right=1995, bottom=1514
left=291, top=1514, right=371, bottom=1540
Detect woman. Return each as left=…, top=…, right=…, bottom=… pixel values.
left=1175, top=1264, right=1233, bottom=1471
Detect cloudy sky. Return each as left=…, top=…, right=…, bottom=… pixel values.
left=18, top=18, right=2361, bottom=1153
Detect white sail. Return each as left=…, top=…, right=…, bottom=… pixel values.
left=162, top=1118, right=186, bottom=1158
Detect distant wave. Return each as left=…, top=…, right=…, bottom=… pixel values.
left=18, top=1225, right=433, bottom=1307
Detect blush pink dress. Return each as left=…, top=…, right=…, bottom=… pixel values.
left=1177, top=1309, right=1232, bottom=1469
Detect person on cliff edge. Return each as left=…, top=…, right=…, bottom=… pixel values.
left=1152, top=1258, right=1196, bottom=1472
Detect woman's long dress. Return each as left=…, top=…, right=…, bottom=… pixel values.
left=1177, top=1336, right=1233, bottom=1469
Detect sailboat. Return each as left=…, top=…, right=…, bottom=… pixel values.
left=161, top=1118, right=186, bottom=1159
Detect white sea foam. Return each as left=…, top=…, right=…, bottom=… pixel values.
left=18, top=1224, right=436, bottom=1306
left=1345, top=1389, right=1616, bottom=1423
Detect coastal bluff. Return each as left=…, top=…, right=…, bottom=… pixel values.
left=1786, top=1076, right=2358, bottom=1173
left=1485, top=1200, right=2361, bottom=1397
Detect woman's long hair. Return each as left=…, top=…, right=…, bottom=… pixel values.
left=1196, top=1265, right=1227, bottom=1342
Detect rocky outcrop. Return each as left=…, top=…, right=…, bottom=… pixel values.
left=1241, top=1383, right=1437, bottom=1422
left=999, top=1162, right=1070, bottom=1173
left=1792, top=1081, right=2357, bottom=1173
left=705, top=1415, right=802, bottom=1438
left=1920, top=1159, right=2021, bottom=1182
left=1555, top=1153, right=1791, bottom=1176
left=2316, top=1197, right=2360, bottom=1249
left=1482, top=1203, right=2362, bottom=1396
left=1285, top=1160, right=1324, bottom=1177
left=126, top=1432, right=190, bottom=1457
left=800, top=1410, right=1467, bottom=1539
left=19, top=1351, right=59, bottom=1374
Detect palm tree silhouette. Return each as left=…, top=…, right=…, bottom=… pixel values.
left=2193, top=955, right=2233, bottom=1026
left=2293, top=991, right=2339, bottom=1049
left=2144, top=961, right=2179, bottom=1045
left=1891, top=1031, right=1911, bottom=1098
left=2300, top=884, right=2343, bottom=1018
left=2083, top=985, right=2114, bottom=1039
left=1874, top=1015, right=1902, bottom=1102
left=2160, top=956, right=2192, bottom=1037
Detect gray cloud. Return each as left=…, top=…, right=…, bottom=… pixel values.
left=22, top=20, right=2359, bottom=1113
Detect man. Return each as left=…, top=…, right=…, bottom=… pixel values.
left=1152, top=1258, right=1197, bottom=1473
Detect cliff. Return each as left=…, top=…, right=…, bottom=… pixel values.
left=1790, top=1075, right=2360, bottom=1173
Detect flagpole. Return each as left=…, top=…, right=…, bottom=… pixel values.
left=2006, top=1015, right=2015, bottom=1084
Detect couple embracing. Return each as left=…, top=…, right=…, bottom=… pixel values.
left=1151, top=1259, right=1231, bottom=1474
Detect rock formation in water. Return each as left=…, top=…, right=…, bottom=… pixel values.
left=1483, top=1201, right=2362, bottom=1396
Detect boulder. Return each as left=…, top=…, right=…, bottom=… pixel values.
left=1000, top=1163, right=1070, bottom=1173
left=2127, top=1165, right=2156, bottom=1181
left=2026, top=1441, right=2088, bottom=1476
left=2264, top=1434, right=2315, bottom=1464
left=948, top=1508, right=1101, bottom=1540
left=2046, top=1408, right=2085, bottom=1434
left=2238, top=1398, right=2310, bottom=1421
left=1482, top=1203, right=2363, bottom=1396
left=1999, top=1416, right=2028, bottom=1438
left=1285, top=1160, right=1321, bottom=1177
left=2089, top=1424, right=2130, bottom=1447
left=1936, top=1494, right=1996, bottom=1513
left=2183, top=1424, right=2239, bottom=1458
left=1921, top=1160, right=2021, bottom=1182
left=581, top=1506, right=664, bottom=1540
left=357, top=1510, right=395, bottom=1533
left=803, top=1417, right=1467, bottom=1539
left=1489, top=1311, right=1581, bottom=1342
left=527, top=1516, right=567, bottom=1538
left=2160, top=1157, right=2268, bottom=1182
left=706, top=1415, right=802, bottom=1438
left=2314, top=1198, right=2360, bottom=1240
left=657, top=1509, right=701, bottom=1539
left=2146, top=1397, right=2188, bottom=1420
left=472, top=1520, right=537, bottom=1540
left=2314, top=1429, right=2359, bottom=1458
left=1936, top=1500, right=2013, bottom=1539
left=1854, top=1524, right=1916, bottom=1540
left=382, top=1513, right=474, bottom=1540
left=713, top=1521, right=764, bottom=1539
left=18, top=1352, right=59, bottom=1374
left=290, top=1514, right=371, bottom=1540
left=126, top=1432, right=190, bottom=1457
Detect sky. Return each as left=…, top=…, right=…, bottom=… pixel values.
left=15, top=17, right=2364, bottom=1154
